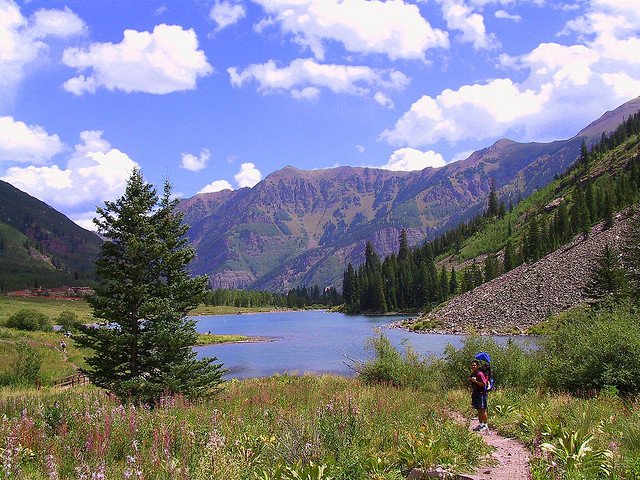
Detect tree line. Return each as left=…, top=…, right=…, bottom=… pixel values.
left=342, top=112, right=640, bottom=313
left=204, top=285, right=342, bottom=309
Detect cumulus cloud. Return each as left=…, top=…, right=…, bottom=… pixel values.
left=495, top=10, right=521, bottom=21
left=381, top=148, right=445, bottom=171
left=0, top=116, right=65, bottom=164
left=229, top=58, right=409, bottom=101
left=198, top=179, right=233, bottom=193
left=382, top=1, right=640, bottom=147
left=251, top=0, right=448, bottom=60
left=210, top=1, right=246, bottom=31
left=234, top=162, right=261, bottom=188
left=374, top=91, right=395, bottom=109
left=1, top=130, right=139, bottom=209
left=438, top=0, right=496, bottom=50
left=0, top=0, right=86, bottom=97
left=62, top=24, right=212, bottom=95
left=180, top=149, right=210, bottom=171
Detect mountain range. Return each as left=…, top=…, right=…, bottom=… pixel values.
left=179, top=96, right=640, bottom=291
left=1, top=97, right=639, bottom=293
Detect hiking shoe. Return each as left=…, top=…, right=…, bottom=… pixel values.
left=479, top=424, right=489, bottom=432
left=472, top=424, right=483, bottom=431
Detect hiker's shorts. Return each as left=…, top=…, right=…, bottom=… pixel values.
left=471, top=391, right=487, bottom=410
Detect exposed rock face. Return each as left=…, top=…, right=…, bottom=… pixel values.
left=419, top=213, right=634, bottom=334
left=178, top=98, right=640, bottom=292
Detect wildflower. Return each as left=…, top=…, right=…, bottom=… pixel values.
left=91, top=462, right=106, bottom=480
left=45, top=454, right=59, bottom=480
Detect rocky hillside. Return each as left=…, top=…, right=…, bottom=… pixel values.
left=180, top=97, right=640, bottom=292
left=417, top=212, right=634, bottom=334
left=0, top=180, right=101, bottom=291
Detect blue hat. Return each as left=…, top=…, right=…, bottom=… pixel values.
left=475, top=352, right=491, bottom=364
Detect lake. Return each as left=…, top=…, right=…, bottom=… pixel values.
left=194, top=310, right=533, bottom=379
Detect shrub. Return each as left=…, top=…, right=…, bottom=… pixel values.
left=543, top=307, right=640, bottom=395
left=440, top=336, right=539, bottom=390
left=55, top=310, right=83, bottom=332
left=542, top=305, right=640, bottom=395
left=6, top=309, right=51, bottom=331
left=355, top=333, right=436, bottom=389
left=0, top=341, right=42, bottom=386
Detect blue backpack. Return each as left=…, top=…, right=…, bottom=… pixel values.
left=475, top=352, right=495, bottom=392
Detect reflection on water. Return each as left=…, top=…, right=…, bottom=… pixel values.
left=194, top=310, right=533, bottom=380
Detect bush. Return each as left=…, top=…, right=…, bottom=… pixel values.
left=6, top=309, right=51, bottom=331
left=440, top=336, right=539, bottom=390
left=542, top=304, right=640, bottom=396
left=55, top=310, right=83, bottom=332
left=0, top=341, right=42, bottom=386
left=356, top=332, right=437, bottom=389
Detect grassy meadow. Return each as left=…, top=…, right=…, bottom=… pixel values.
left=1, top=296, right=639, bottom=478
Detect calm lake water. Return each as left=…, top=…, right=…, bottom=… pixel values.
left=194, top=310, right=533, bottom=380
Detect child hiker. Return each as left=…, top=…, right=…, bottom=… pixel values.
left=469, top=359, right=488, bottom=431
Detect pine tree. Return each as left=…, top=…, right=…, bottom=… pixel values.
left=398, top=229, right=409, bottom=261
left=449, top=267, right=458, bottom=295
left=487, top=178, right=499, bottom=217
left=580, top=140, right=589, bottom=166
left=503, top=240, right=515, bottom=272
left=77, top=170, right=224, bottom=403
left=620, top=211, right=640, bottom=298
left=583, top=244, right=628, bottom=306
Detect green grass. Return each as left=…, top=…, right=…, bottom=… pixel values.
left=0, top=296, right=94, bottom=325
left=0, top=327, right=85, bottom=385
left=0, top=376, right=490, bottom=480
left=195, top=333, right=252, bottom=345
left=189, top=304, right=290, bottom=316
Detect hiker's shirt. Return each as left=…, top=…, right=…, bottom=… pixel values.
left=472, top=371, right=487, bottom=393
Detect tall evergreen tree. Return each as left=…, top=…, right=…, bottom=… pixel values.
left=580, top=140, right=589, bottom=166
left=487, top=178, right=499, bottom=217
left=77, top=170, right=224, bottom=403
left=583, top=244, right=628, bottom=306
left=449, top=266, right=458, bottom=295
left=503, top=240, right=515, bottom=272
left=620, top=211, right=640, bottom=298
left=398, top=229, right=410, bottom=261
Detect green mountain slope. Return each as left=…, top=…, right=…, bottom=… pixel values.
left=0, top=180, right=102, bottom=291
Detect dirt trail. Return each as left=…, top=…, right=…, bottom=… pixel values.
left=466, top=418, right=531, bottom=480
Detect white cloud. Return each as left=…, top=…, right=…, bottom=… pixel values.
left=382, top=78, right=551, bottom=146
left=374, top=91, right=395, bottom=109
left=234, top=162, right=261, bottom=188
left=495, top=10, right=521, bottom=21
left=210, top=1, right=246, bottom=31
left=1, top=130, right=139, bottom=209
left=229, top=58, right=409, bottom=101
left=356, top=145, right=366, bottom=153
left=62, top=24, right=212, bottom=95
left=180, top=149, right=210, bottom=171
left=383, top=1, right=640, bottom=147
left=0, top=1, right=86, bottom=98
left=438, top=0, right=496, bottom=50
left=252, top=0, right=449, bottom=60
left=381, top=148, right=445, bottom=171
left=291, top=86, right=320, bottom=100
left=198, top=179, right=234, bottom=193
left=71, top=212, right=98, bottom=231
left=0, top=116, right=65, bottom=164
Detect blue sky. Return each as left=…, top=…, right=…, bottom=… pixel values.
left=1, top=0, right=639, bottom=229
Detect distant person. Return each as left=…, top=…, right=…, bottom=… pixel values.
left=469, top=359, right=488, bottom=431
left=60, top=340, right=67, bottom=353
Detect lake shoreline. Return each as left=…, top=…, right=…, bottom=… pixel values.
left=196, top=335, right=276, bottom=346
left=386, top=319, right=535, bottom=337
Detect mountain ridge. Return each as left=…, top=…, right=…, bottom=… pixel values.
left=180, top=96, right=640, bottom=291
